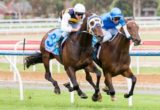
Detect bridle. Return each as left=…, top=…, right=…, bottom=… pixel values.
left=118, top=20, right=141, bottom=45
left=87, top=14, right=103, bottom=35
left=78, top=14, right=103, bottom=42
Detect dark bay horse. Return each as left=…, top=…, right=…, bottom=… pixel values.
left=25, top=13, right=104, bottom=101
left=97, top=19, right=141, bottom=100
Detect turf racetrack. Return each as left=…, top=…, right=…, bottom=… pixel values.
left=0, top=88, right=160, bottom=110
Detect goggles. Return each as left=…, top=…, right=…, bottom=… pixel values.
left=112, top=17, right=120, bottom=21
left=75, top=12, right=84, bottom=16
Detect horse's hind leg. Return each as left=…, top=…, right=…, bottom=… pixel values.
left=84, top=63, right=102, bottom=102
left=64, top=67, right=88, bottom=99
left=42, top=52, right=60, bottom=94
left=122, top=69, right=137, bottom=98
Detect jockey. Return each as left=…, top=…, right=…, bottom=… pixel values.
left=59, top=3, right=86, bottom=45
left=101, top=7, right=131, bottom=43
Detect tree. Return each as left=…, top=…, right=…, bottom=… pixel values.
left=112, top=0, right=133, bottom=17
left=157, top=0, right=160, bottom=16
left=133, top=0, right=141, bottom=17
left=71, top=0, right=113, bottom=14
left=28, top=0, right=64, bottom=18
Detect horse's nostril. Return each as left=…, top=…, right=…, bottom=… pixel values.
left=134, top=39, right=141, bottom=46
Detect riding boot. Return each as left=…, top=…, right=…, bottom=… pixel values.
left=94, top=42, right=100, bottom=53
left=58, top=37, right=64, bottom=61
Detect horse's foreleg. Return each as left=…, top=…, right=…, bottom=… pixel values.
left=65, top=67, right=88, bottom=99
left=84, top=64, right=102, bottom=102
left=42, top=53, right=60, bottom=94
left=123, top=69, right=137, bottom=98
left=103, top=72, right=116, bottom=101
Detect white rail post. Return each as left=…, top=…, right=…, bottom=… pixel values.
left=13, top=40, right=24, bottom=81
left=136, top=56, right=140, bottom=74
left=5, top=56, right=24, bottom=100
left=57, top=61, right=60, bottom=73
left=49, top=60, right=53, bottom=74
left=126, top=78, right=132, bottom=106
left=70, top=79, right=74, bottom=103
left=127, top=43, right=134, bottom=106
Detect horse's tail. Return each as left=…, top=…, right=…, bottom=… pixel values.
left=25, top=52, right=42, bottom=68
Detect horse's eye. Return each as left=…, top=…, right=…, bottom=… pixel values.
left=90, top=21, right=95, bottom=26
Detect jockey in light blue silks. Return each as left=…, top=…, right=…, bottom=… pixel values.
left=92, top=7, right=132, bottom=60
left=101, top=7, right=132, bottom=42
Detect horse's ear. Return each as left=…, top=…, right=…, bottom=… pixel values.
left=125, top=17, right=134, bottom=22
left=85, top=11, right=92, bottom=17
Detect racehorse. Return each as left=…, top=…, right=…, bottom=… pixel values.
left=25, top=12, right=104, bottom=101
left=96, top=18, right=141, bottom=100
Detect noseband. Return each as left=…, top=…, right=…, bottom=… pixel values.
left=118, top=20, right=136, bottom=40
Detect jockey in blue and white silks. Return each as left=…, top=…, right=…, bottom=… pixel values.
left=101, top=7, right=131, bottom=42
left=45, top=3, right=86, bottom=55
left=60, top=3, right=86, bottom=40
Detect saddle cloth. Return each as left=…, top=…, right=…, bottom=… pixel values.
left=45, top=29, right=99, bottom=56
left=45, top=29, right=63, bottom=55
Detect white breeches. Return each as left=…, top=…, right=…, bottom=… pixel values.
left=102, top=28, right=118, bottom=42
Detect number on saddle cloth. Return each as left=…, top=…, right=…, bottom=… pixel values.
left=45, top=29, right=63, bottom=55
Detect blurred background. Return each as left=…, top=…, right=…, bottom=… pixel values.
left=0, top=0, right=160, bottom=19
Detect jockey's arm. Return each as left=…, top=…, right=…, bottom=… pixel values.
left=122, top=25, right=131, bottom=39
left=61, top=13, right=79, bottom=32
left=61, top=13, right=72, bottom=32
left=120, top=17, right=131, bottom=39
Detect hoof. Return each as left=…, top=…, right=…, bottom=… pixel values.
left=24, top=59, right=30, bottom=68
left=54, top=87, right=61, bottom=94
left=92, top=92, right=102, bottom=102
left=63, top=83, right=73, bottom=92
left=102, top=87, right=108, bottom=92
left=80, top=93, right=88, bottom=99
left=63, top=82, right=71, bottom=88
left=124, top=93, right=132, bottom=98
left=111, top=95, right=116, bottom=101
left=102, top=87, right=110, bottom=95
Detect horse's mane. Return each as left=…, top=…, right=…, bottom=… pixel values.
left=125, top=17, right=134, bottom=23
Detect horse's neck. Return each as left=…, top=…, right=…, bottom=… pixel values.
left=77, top=32, right=92, bottom=48
left=77, top=20, right=92, bottom=48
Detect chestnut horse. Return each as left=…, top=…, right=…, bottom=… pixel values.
left=25, top=13, right=103, bottom=101
left=96, top=19, right=141, bottom=100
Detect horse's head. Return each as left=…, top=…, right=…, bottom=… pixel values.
left=126, top=19, right=141, bottom=46
left=81, top=12, right=104, bottom=41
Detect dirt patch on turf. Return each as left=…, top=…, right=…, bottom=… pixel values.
left=0, top=71, right=160, bottom=85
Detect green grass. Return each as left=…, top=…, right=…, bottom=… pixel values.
left=0, top=62, right=159, bottom=75
left=0, top=62, right=84, bottom=74
left=0, top=88, right=160, bottom=110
